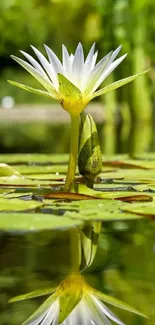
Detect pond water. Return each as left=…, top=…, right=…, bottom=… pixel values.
left=0, top=153, right=155, bottom=325
left=0, top=220, right=155, bottom=325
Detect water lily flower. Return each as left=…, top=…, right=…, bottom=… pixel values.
left=8, top=44, right=149, bottom=191
left=8, top=43, right=148, bottom=116
left=9, top=273, right=147, bottom=325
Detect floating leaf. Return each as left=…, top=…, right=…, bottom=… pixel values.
left=122, top=202, right=155, bottom=217
left=0, top=212, right=83, bottom=231
left=0, top=163, right=21, bottom=177
left=0, top=198, right=43, bottom=211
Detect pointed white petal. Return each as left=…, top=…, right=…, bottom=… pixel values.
left=40, top=307, right=53, bottom=325
left=84, top=43, right=95, bottom=66
left=44, top=44, right=64, bottom=74
left=20, top=51, right=47, bottom=77
left=85, top=295, right=111, bottom=325
left=11, top=55, right=56, bottom=93
left=62, top=44, right=72, bottom=74
left=72, top=43, right=84, bottom=87
left=22, top=308, right=50, bottom=325
left=92, top=295, right=125, bottom=325
left=30, top=45, right=58, bottom=89
left=41, top=301, right=59, bottom=325
left=91, top=51, right=98, bottom=69
left=83, top=51, right=112, bottom=93
left=79, top=300, right=94, bottom=325
left=91, top=53, right=127, bottom=93
left=81, top=50, right=98, bottom=90
left=108, top=45, right=122, bottom=65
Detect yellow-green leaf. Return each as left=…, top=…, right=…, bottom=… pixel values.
left=8, top=80, right=55, bottom=99
left=94, top=289, right=148, bottom=318
left=92, top=69, right=150, bottom=98
left=0, top=163, right=21, bottom=177
left=9, top=287, right=56, bottom=303
left=58, top=74, right=81, bottom=99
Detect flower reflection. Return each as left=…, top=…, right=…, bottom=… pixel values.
left=10, top=273, right=146, bottom=325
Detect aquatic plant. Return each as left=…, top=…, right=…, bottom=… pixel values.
left=9, top=273, right=146, bottom=325
left=8, top=43, right=149, bottom=191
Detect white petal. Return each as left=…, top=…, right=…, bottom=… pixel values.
left=83, top=51, right=112, bottom=93
left=31, top=45, right=58, bottom=89
left=41, top=301, right=59, bottom=325
left=11, top=55, right=55, bottom=93
left=84, top=43, right=95, bottom=67
left=69, top=54, right=74, bottom=69
left=44, top=44, right=64, bottom=74
left=62, top=44, right=72, bottom=74
left=20, top=51, right=47, bottom=77
left=72, top=43, right=84, bottom=87
left=23, top=308, right=51, bottom=325
left=81, top=50, right=98, bottom=90
left=91, top=295, right=125, bottom=325
left=79, top=301, right=93, bottom=325
left=91, top=53, right=127, bottom=92
left=108, top=45, right=122, bottom=66
left=91, top=51, right=98, bottom=69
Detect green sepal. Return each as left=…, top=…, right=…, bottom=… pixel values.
left=59, top=290, right=82, bottom=323
left=58, top=74, right=84, bottom=115
left=9, top=287, right=56, bottom=303
left=92, top=69, right=150, bottom=98
left=93, top=289, right=149, bottom=318
left=58, top=74, right=81, bottom=99
left=8, top=80, right=56, bottom=99
left=58, top=277, right=83, bottom=323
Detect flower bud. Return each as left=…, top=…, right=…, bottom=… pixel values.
left=78, top=112, right=102, bottom=187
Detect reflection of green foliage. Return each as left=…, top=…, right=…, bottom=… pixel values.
left=0, top=220, right=154, bottom=324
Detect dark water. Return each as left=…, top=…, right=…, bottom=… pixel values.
left=0, top=219, right=154, bottom=325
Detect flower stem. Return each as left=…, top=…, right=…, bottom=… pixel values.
left=70, top=227, right=81, bottom=272
left=64, top=114, right=80, bottom=192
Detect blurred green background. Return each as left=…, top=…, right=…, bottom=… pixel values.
left=0, top=0, right=155, bottom=154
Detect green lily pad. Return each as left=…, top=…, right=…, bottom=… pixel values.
left=122, top=202, right=155, bottom=217
left=0, top=198, right=43, bottom=211
left=0, top=163, right=21, bottom=177
left=0, top=212, right=83, bottom=231
left=44, top=199, right=143, bottom=221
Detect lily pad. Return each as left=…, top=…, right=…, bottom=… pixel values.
left=0, top=198, right=43, bottom=211
left=122, top=202, right=155, bottom=217
left=0, top=212, right=83, bottom=231
left=0, top=163, right=21, bottom=177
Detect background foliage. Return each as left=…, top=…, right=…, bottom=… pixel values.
left=0, top=0, right=155, bottom=153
